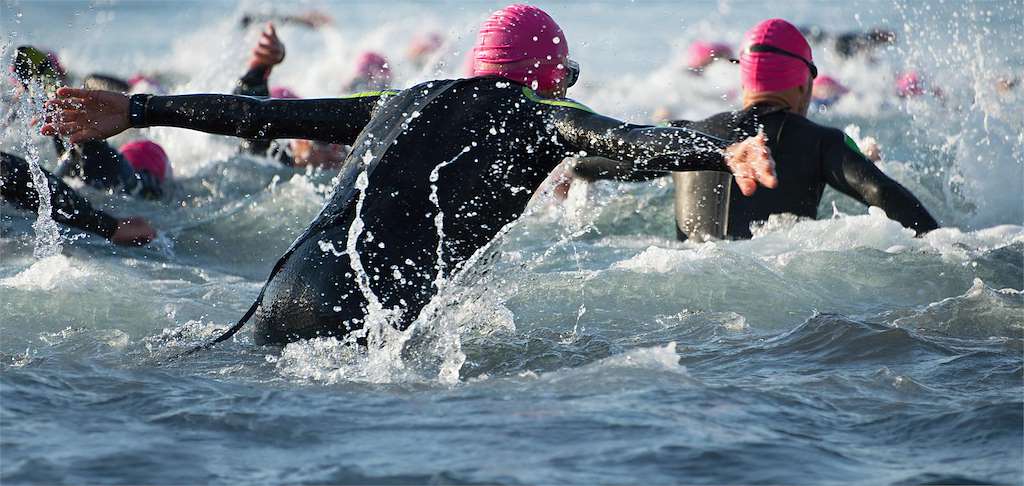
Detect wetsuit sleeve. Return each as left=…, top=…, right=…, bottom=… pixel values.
left=570, top=156, right=667, bottom=182
left=233, top=66, right=271, bottom=97
left=542, top=100, right=731, bottom=174
left=132, top=93, right=383, bottom=145
left=1, top=152, right=120, bottom=239
left=822, top=130, right=939, bottom=235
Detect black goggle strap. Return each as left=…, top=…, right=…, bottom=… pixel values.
left=730, top=43, right=817, bottom=79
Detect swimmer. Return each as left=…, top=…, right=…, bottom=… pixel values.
left=896, top=70, right=943, bottom=99
left=343, top=51, right=392, bottom=93
left=1, top=152, right=156, bottom=246
left=239, top=10, right=332, bottom=30
left=52, top=138, right=172, bottom=200
left=686, top=41, right=733, bottom=75
left=232, top=23, right=348, bottom=168
left=811, top=75, right=849, bottom=108
left=571, top=18, right=938, bottom=240
left=406, top=32, right=445, bottom=69
left=45, top=4, right=776, bottom=346
left=799, top=25, right=896, bottom=59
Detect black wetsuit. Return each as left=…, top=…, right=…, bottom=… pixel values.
left=52, top=138, right=164, bottom=199
left=129, top=77, right=734, bottom=345
left=572, top=104, right=939, bottom=239
left=1, top=152, right=120, bottom=239
left=232, top=66, right=297, bottom=166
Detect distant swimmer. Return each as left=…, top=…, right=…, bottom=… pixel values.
left=810, top=75, right=849, bottom=108
left=46, top=4, right=777, bottom=346
left=232, top=23, right=349, bottom=168
left=570, top=18, right=939, bottom=240
left=799, top=25, right=896, bottom=60
left=896, top=70, right=943, bottom=99
left=1, top=152, right=156, bottom=246
left=343, top=51, right=392, bottom=93
left=239, top=10, right=332, bottom=30
left=406, top=32, right=445, bottom=69
left=685, top=41, right=734, bottom=75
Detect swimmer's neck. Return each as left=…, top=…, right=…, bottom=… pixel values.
left=742, top=87, right=810, bottom=117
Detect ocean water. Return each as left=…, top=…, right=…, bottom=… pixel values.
left=1, top=0, right=1022, bottom=484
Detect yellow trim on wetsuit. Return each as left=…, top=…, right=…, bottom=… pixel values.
left=340, top=90, right=401, bottom=99
left=521, top=86, right=594, bottom=113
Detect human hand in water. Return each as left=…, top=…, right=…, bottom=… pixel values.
left=41, top=88, right=129, bottom=143
left=110, top=217, right=156, bottom=246
left=723, top=131, right=777, bottom=196
left=249, top=23, right=286, bottom=69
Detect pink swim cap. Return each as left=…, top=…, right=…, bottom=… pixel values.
left=896, top=71, right=924, bottom=97
left=739, top=19, right=814, bottom=93
left=686, top=41, right=734, bottom=70
left=120, top=140, right=170, bottom=184
left=270, top=86, right=300, bottom=99
left=352, top=52, right=392, bottom=88
left=813, top=75, right=848, bottom=95
left=471, top=4, right=570, bottom=93
left=407, top=32, right=444, bottom=60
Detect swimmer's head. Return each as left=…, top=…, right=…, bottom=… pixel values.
left=270, top=86, right=300, bottom=99
left=471, top=4, right=574, bottom=97
left=120, top=139, right=171, bottom=185
left=738, top=19, right=816, bottom=114
left=686, top=41, right=733, bottom=72
left=347, top=52, right=392, bottom=92
left=811, top=75, right=849, bottom=107
left=407, top=32, right=444, bottom=64
left=896, top=71, right=924, bottom=97
left=127, top=74, right=166, bottom=95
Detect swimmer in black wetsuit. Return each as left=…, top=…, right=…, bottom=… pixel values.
left=45, top=5, right=777, bottom=346
left=570, top=18, right=938, bottom=240
left=1, top=152, right=156, bottom=246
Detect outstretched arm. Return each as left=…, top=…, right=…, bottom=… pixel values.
left=823, top=131, right=939, bottom=235
left=0, top=152, right=154, bottom=245
left=547, top=103, right=776, bottom=195
left=43, top=88, right=384, bottom=146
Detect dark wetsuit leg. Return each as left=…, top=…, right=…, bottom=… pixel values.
left=1, top=152, right=119, bottom=239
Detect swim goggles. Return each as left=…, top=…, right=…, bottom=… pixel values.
left=565, top=59, right=580, bottom=87
left=731, top=44, right=818, bottom=79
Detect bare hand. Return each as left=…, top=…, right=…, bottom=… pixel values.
left=110, top=217, right=156, bottom=246
left=723, top=131, right=777, bottom=196
left=248, top=23, right=286, bottom=69
left=860, top=137, right=882, bottom=162
left=42, top=87, right=130, bottom=143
